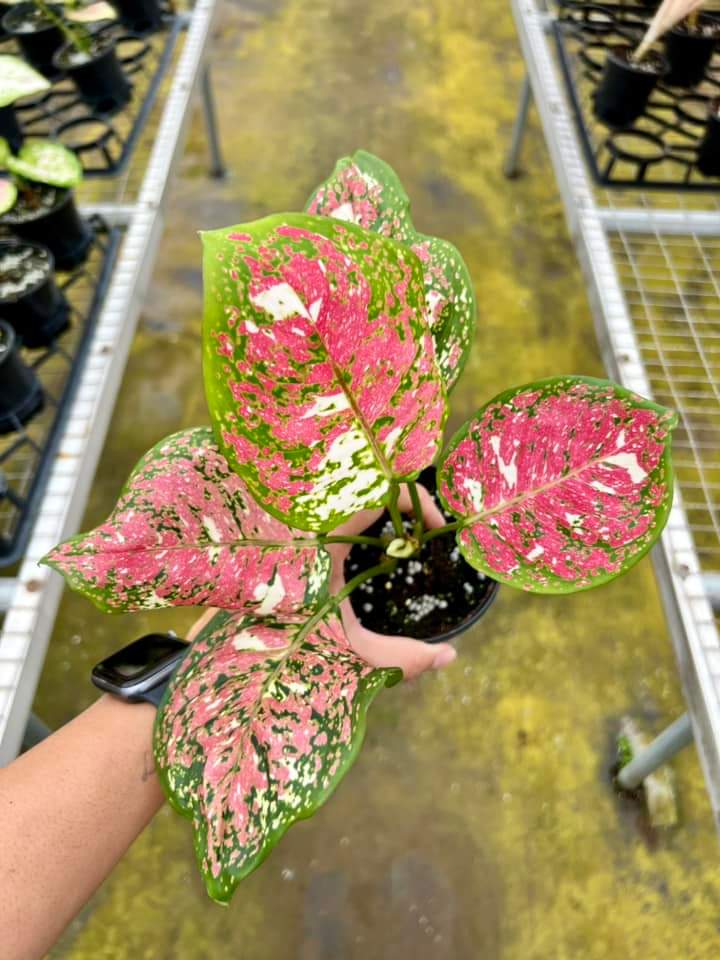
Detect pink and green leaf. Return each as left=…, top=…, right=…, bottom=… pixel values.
left=154, top=609, right=400, bottom=903
left=437, top=376, right=677, bottom=593
left=41, top=428, right=331, bottom=615
left=305, top=150, right=476, bottom=390
left=202, top=213, right=446, bottom=533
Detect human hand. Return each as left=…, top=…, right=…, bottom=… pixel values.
left=325, top=484, right=458, bottom=680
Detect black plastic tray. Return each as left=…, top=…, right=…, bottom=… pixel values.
left=0, top=216, right=122, bottom=566
left=554, top=2, right=720, bottom=190
left=0, top=12, right=182, bottom=177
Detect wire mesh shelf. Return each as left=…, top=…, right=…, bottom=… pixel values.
left=553, top=3, right=720, bottom=191
left=0, top=216, right=122, bottom=566
left=1, top=13, right=183, bottom=177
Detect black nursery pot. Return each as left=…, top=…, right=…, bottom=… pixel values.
left=54, top=35, right=132, bottom=116
left=664, top=16, right=719, bottom=88
left=0, top=320, right=44, bottom=435
left=2, top=3, right=66, bottom=79
left=594, top=46, right=667, bottom=128
left=112, top=0, right=163, bottom=35
left=697, top=99, right=720, bottom=177
left=0, top=240, right=70, bottom=348
left=0, top=105, right=23, bottom=154
left=344, top=473, right=500, bottom=644
left=1, top=185, right=92, bottom=271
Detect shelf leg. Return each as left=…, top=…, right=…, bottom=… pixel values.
left=503, top=73, right=532, bottom=179
left=201, top=64, right=227, bottom=179
left=21, top=712, right=52, bottom=753
left=617, top=712, right=694, bottom=791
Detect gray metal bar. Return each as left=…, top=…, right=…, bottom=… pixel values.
left=0, top=578, right=18, bottom=613
left=201, top=64, right=226, bottom=179
left=618, top=713, right=694, bottom=790
left=597, top=208, right=720, bottom=236
left=504, top=74, right=532, bottom=179
left=21, top=712, right=52, bottom=752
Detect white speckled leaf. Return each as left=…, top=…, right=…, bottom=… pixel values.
left=0, top=55, right=51, bottom=108
left=438, top=376, right=677, bottom=593
left=306, top=150, right=476, bottom=389
left=202, top=213, right=446, bottom=532
left=42, top=428, right=331, bottom=615
left=7, top=140, right=83, bottom=189
left=154, top=609, right=400, bottom=903
left=0, top=179, right=17, bottom=215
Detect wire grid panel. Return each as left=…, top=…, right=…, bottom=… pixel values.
left=609, top=231, right=720, bottom=594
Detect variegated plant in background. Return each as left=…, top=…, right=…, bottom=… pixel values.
left=44, top=152, right=677, bottom=903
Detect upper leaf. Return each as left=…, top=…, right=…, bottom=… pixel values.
left=305, top=150, right=476, bottom=390
left=7, top=140, right=83, bottom=189
left=66, top=2, right=117, bottom=22
left=154, top=609, right=400, bottom=903
left=0, top=179, right=17, bottom=216
left=0, top=55, right=51, bottom=108
left=42, top=428, right=331, bottom=615
left=202, top=213, right=446, bottom=532
left=437, top=376, right=677, bottom=593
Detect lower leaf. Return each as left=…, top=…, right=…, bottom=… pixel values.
left=154, top=610, right=400, bottom=903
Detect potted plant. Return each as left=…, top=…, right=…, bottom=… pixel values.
left=593, top=0, right=709, bottom=126
left=664, top=10, right=718, bottom=87
left=0, top=238, right=70, bottom=346
left=2, top=1, right=67, bottom=78
left=0, top=136, right=91, bottom=270
left=110, top=0, right=162, bottom=35
left=0, top=54, right=50, bottom=153
left=697, top=96, right=720, bottom=175
left=43, top=152, right=678, bottom=904
left=0, top=319, right=44, bottom=434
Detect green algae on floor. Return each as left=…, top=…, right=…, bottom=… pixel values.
left=33, top=0, right=720, bottom=957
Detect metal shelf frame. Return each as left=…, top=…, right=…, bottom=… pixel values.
left=0, top=0, right=223, bottom=764
left=508, top=0, right=720, bottom=828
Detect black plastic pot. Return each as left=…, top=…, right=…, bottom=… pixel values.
left=0, top=105, right=23, bottom=154
left=1, top=185, right=92, bottom=271
left=2, top=3, right=66, bottom=79
left=594, top=46, right=668, bottom=128
left=697, top=99, right=720, bottom=176
left=0, top=320, right=44, bottom=435
left=112, top=0, right=163, bottom=35
left=0, top=240, right=70, bottom=347
left=664, top=16, right=719, bottom=87
left=54, top=35, right=132, bottom=115
left=0, top=0, right=13, bottom=39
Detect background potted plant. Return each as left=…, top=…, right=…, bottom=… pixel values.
left=43, top=152, right=677, bottom=904
left=0, top=318, right=44, bottom=434
left=110, top=0, right=162, bottom=35
left=697, top=95, right=720, bottom=174
left=0, top=135, right=91, bottom=269
left=592, top=0, right=711, bottom=127
left=0, top=237, right=70, bottom=346
left=0, top=54, right=50, bottom=153
left=2, top=1, right=67, bottom=78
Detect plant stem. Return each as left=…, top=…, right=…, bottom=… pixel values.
left=295, top=560, right=396, bottom=645
left=406, top=479, right=425, bottom=540
left=32, top=0, right=91, bottom=54
left=421, top=519, right=461, bottom=543
left=321, top=534, right=386, bottom=548
left=387, top=482, right=405, bottom=539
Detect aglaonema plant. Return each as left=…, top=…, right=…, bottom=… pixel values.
left=43, top=152, right=678, bottom=904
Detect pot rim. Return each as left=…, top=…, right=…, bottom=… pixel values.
left=0, top=317, right=19, bottom=365
left=2, top=1, right=64, bottom=36
left=0, top=182, right=70, bottom=227
left=0, top=238, right=54, bottom=304
left=52, top=31, right=117, bottom=70
left=419, top=574, right=500, bottom=644
left=607, top=44, right=669, bottom=77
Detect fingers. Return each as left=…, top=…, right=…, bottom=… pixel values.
left=396, top=483, right=446, bottom=529
left=187, top=607, right=218, bottom=643
left=339, top=599, right=457, bottom=680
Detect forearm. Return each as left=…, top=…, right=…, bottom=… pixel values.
left=0, top=695, right=163, bottom=960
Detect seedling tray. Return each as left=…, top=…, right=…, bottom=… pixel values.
left=0, top=12, right=182, bottom=177
left=553, top=2, right=720, bottom=190
left=0, top=216, right=122, bottom=566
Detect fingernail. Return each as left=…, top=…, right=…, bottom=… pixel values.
left=432, top=647, right=457, bottom=670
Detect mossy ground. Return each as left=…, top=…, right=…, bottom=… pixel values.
left=34, top=0, right=720, bottom=956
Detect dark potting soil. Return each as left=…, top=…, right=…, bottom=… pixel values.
left=0, top=243, right=50, bottom=299
left=615, top=47, right=665, bottom=75
left=345, top=514, right=495, bottom=641
left=674, top=17, right=720, bottom=38
left=56, top=33, right=113, bottom=67
left=6, top=6, right=56, bottom=32
left=1, top=183, right=59, bottom=224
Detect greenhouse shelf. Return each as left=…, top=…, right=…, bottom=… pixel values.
left=0, top=0, right=221, bottom=765
left=508, top=0, right=720, bottom=829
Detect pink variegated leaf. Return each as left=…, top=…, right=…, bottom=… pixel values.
left=202, top=213, right=446, bottom=532
left=154, top=609, right=400, bottom=903
left=42, top=428, right=331, bottom=614
left=305, top=150, right=476, bottom=390
left=438, top=376, right=677, bottom=593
